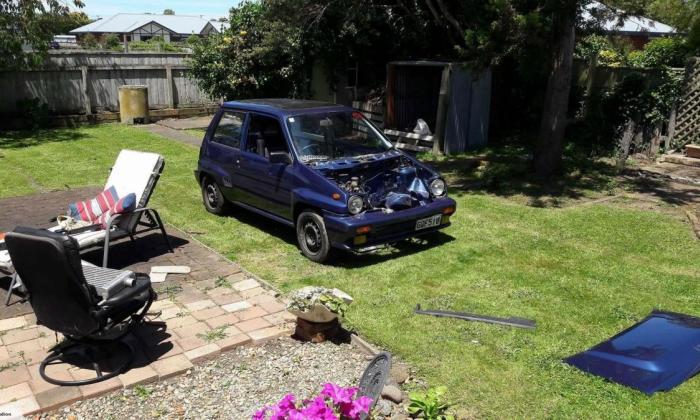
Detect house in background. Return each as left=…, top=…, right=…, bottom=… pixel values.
left=70, top=13, right=227, bottom=43
left=584, top=1, right=678, bottom=49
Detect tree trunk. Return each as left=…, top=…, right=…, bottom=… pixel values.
left=533, top=6, right=577, bottom=179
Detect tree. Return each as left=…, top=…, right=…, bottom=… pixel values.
left=189, top=0, right=429, bottom=100
left=534, top=2, right=578, bottom=178
left=164, top=9, right=175, bottom=15
left=189, top=1, right=306, bottom=99
left=0, top=0, right=86, bottom=69
left=44, top=11, right=92, bottom=35
left=418, top=0, right=584, bottom=177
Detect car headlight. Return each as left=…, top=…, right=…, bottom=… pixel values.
left=429, top=178, right=446, bottom=197
left=348, top=195, right=364, bottom=215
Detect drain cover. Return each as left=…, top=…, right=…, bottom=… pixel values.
left=358, top=352, right=392, bottom=413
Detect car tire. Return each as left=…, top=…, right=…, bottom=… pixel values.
left=296, top=211, right=331, bottom=263
left=201, top=176, right=228, bottom=215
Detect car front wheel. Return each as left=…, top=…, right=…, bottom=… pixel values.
left=201, top=176, right=228, bottom=215
left=296, top=211, right=331, bottom=263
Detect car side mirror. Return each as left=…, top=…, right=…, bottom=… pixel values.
left=269, top=151, right=291, bottom=165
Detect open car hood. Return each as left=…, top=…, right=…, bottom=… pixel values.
left=564, top=310, right=700, bottom=394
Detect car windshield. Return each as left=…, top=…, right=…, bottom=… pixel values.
left=286, top=111, right=393, bottom=162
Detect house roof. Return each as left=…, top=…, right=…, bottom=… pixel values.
left=584, top=1, right=677, bottom=35
left=70, top=13, right=222, bottom=35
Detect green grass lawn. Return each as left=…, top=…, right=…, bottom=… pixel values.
left=2, top=124, right=699, bottom=418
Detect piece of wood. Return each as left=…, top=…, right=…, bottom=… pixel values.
left=685, top=144, right=700, bottom=159
left=666, top=106, right=677, bottom=151
left=434, top=64, right=451, bottom=154
left=165, top=65, right=175, bottom=109
left=383, top=129, right=435, bottom=142
left=149, top=272, right=168, bottom=283
left=80, top=65, right=91, bottom=115
left=150, top=265, right=191, bottom=274
left=394, top=143, right=432, bottom=152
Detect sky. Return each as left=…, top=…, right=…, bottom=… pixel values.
left=76, top=0, right=241, bottom=20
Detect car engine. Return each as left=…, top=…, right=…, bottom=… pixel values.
left=320, top=156, right=433, bottom=212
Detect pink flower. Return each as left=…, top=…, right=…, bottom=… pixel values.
left=254, top=384, right=370, bottom=420
left=320, top=383, right=357, bottom=404
left=278, top=394, right=297, bottom=412
left=301, top=396, right=338, bottom=420
left=348, top=396, right=373, bottom=418
left=253, top=407, right=270, bottom=420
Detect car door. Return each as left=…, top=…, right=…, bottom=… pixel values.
left=204, top=109, right=247, bottom=201
left=234, top=113, right=294, bottom=220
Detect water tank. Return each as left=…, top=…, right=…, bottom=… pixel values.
left=118, top=85, right=149, bottom=124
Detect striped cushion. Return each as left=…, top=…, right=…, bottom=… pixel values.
left=96, top=193, right=137, bottom=228
left=68, top=186, right=119, bottom=223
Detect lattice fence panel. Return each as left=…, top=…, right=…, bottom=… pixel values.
left=674, top=57, right=700, bottom=146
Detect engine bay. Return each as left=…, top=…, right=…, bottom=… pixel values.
left=316, top=154, right=434, bottom=213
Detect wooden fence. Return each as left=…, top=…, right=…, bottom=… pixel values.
left=0, top=51, right=215, bottom=115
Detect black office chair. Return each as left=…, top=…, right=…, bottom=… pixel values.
left=5, top=226, right=155, bottom=386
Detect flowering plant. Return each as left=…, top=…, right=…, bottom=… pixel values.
left=253, top=383, right=373, bottom=420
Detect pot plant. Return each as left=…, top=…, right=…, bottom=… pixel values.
left=287, top=286, right=353, bottom=342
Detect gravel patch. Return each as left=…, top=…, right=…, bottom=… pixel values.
left=46, top=337, right=369, bottom=419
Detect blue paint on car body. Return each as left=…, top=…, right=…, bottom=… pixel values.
left=565, top=310, right=700, bottom=394
left=195, top=99, right=456, bottom=260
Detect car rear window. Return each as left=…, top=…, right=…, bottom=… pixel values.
left=212, top=111, right=245, bottom=149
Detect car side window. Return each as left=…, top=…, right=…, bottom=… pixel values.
left=246, top=115, right=289, bottom=155
left=211, top=111, right=245, bottom=149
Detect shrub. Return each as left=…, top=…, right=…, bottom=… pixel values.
left=16, top=98, right=50, bottom=129
left=103, top=33, right=120, bottom=49
left=407, top=386, right=455, bottom=420
left=81, top=33, right=98, bottom=49
left=575, top=34, right=613, bottom=60
left=630, top=37, right=690, bottom=68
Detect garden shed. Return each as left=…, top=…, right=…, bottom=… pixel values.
left=384, top=61, right=491, bottom=154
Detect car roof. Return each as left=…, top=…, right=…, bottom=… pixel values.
left=222, top=98, right=349, bottom=117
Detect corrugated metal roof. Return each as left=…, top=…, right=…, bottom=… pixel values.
left=70, top=13, right=222, bottom=35
left=584, top=1, right=677, bottom=35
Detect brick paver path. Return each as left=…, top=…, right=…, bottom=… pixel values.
left=0, top=190, right=294, bottom=417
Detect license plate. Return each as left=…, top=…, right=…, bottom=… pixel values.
left=415, top=214, right=442, bottom=231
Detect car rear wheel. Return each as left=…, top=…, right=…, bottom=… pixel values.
left=201, top=176, right=228, bottom=215
left=296, top=211, right=331, bottom=263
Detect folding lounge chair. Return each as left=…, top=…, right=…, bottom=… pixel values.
left=53, top=149, right=173, bottom=267
left=5, top=226, right=156, bottom=385
left=1, top=149, right=171, bottom=305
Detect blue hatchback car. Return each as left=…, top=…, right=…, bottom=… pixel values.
left=195, top=99, right=456, bottom=262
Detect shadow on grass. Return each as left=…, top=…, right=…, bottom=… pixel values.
left=224, top=205, right=456, bottom=267
left=623, top=171, right=700, bottom=207
left=0, top=129, right=88, bottom=149
left=420, top=147, right=621, bottom=208
left=332, top=232, right=456, bottom=268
